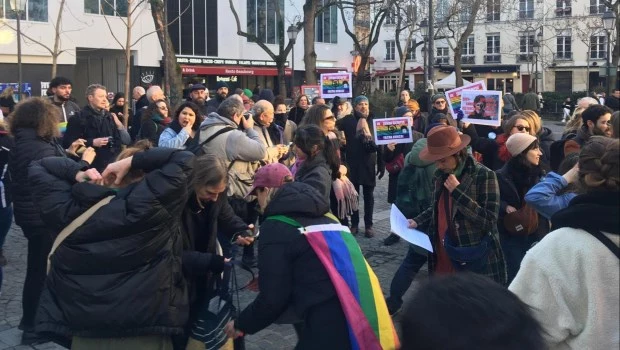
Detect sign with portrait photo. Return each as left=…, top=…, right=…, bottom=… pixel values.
left=372, top=117, right=413, bottom=145
left=320, top=73, right=352, bottom=99
left=445, top=81, right=486, bottom=121
left=460, top=90, right=503, bottom=127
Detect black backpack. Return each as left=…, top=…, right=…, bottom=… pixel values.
left=549, top=132, right=576, bottom=172
left=189, top=126, right=236, bottom=155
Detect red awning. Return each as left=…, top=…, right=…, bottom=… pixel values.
left=316, top=67, right=349, bottom=74
left=181, top=65, right=292, bottom=76
left=374, top=67, right=424, bottom=77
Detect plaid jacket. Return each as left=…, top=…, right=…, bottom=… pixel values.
left=415, top=156, right=508, bottom=285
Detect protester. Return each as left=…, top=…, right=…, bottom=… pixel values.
left=409, top=125, right=507, bottom=285
left=8, top=97, right=95, bottom=345
left=518, top=110, right=554, bottom=167
left=406, top=99, right=426, bottom=133
left=48, top=76, right=80, bottom=125
left=138, top=99, right=171, bottom=145
left=402, top=273, right=545, bottom=350
left=109, top=92, right=132, bottom=126
left=288, top=94, right=310, bottom=125
left=606, top=88, right=619, bottom=111
left=206, top=82, right=229, bottom=114
left=0, top=87, right=16, bottom=115
left=576, top=96, right=599, bottom=109
left=398, top=90, right=411, bottom=107
left=63, top=84, right=131, bottom=172
left=158, top=102, right=201, bottom=150
left=510, top=136, right=620, bottom=350
left=563, top=104, right=613, bottom=156
left=496, top=133, right=547, bottom=283
left=132, top=86, right=148, bottom=111
left=273, top=96, right=297, bottom=144
left=336, top=95, right=385, bottom=237
left=188, top=84, right=209, bottom=118
left=311, top=96, right=326, bottom=105
left=131, top=85, right=164, bottom=140
left=0, top=119, right=13, bottom=267
left=225, top=163, right=398, bottom=350
left=612, top=111, right=620, bottom=138
left=28, top=143, right=193, bottom=349
left=252, top=100, right=288, bottom=164
left=429, top=94, right=456, bottom=127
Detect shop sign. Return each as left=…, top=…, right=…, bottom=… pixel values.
left=176, top=56, right=288, bottom=67
left=217, top=76, right=238, bottom=82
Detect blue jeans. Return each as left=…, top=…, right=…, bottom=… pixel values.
left=500, top=232, right=539, bottom=284
left=0, top=205, right=13, bottom=249
left=386, top=245, right=428, bottom=312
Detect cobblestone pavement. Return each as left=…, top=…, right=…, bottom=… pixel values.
left=0, top=175, right=426, bottom=350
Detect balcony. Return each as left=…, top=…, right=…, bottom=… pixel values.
left=462, top=56, right=475, bottom=64
left=517, top=54, right=534, bottom=62
left=435, top=58, right=450, bottom=65
left=484, top=54, right=501, bottom=63
left=553, top=52, right=573, bottom=61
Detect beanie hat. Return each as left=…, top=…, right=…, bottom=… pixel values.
left=394, top=106, right=410, bottom=118
left=243, top=88, right=253, bottom=98
left=258, top=88, right=275, bottom=104
left=431, top=93, right=447, bottom=103
left=506, top=133, right=537, bottom=157
left=429, top=113, right=448, bottom=124
left=216, top=81, right=229, bottom=90
left=353, top=95, right=369, bottom=106
left=424, top=122, right=443, bottom=137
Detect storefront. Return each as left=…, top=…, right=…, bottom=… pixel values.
left=436, top=64, right=521, bottom=93
left=373, top=67, right=425, bottom=92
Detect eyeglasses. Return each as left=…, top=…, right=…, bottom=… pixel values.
left=513, top=125, right=531, bottom=132
left=434, top=100, right=446, bottom=105
left=475, top=103, right=486, bottom=108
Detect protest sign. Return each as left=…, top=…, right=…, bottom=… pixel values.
left=373, top=117, right=413, bottom=145
left=445, top=81, right=486, bottom=120
left=460, top=90, right=503, bottom=127
left=320, top=73, right=352, bottom=99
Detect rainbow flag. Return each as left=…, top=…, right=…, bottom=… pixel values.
left=266, top=216, right=400, bottom=350
left=58, top=121, right=68, bottom=136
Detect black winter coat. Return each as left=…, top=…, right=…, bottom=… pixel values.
left=336, top=111, right=384, bottom=186
left=9, top=128, right=83, bottom=233
left=295, top=152, right=333, bottom=203
left=28, top=148, right=193, bottom=339
left=63, top=106, right=131, bottom=172
left=236, top=182, right=350, bottom=349
left=0, top=130, right=14, bottom=208
left=538, top=127, right=555, bottom=168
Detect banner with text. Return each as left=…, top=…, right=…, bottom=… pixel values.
left=320, top=73, right=352, bottom=99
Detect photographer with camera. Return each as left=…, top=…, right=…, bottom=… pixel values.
left=63, top=84, right=131, bottom=172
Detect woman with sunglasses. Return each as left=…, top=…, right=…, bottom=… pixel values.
left=429, top=94, right=457, bottom=127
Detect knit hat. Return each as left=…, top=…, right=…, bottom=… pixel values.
left=430, top=113, right=448, bottom=124
left=506, top=133, right=537, bottom=156
left=394, top=106, right=410, bottom=118
left=431, top=93, right=447, bottom=103
left=243, top=88, right=253, bottom=98
left=258, top=88, right=275, bottom=104
left=216, top=81, right=229, bottom=90
left=245, top=163, right=293, bottom=198
left=353, top=95, right=369, bottom=106
left=424, top=122, right=443, bottom=137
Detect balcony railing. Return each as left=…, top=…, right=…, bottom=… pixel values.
left=553, top=52, right=573, bottom=61
left=484, top=54, right=501, bottom=63
left=462, top=56, right=475, bottom=64
left=435, top=58, right=450, bottom=65
left=517, top=54, right=534, bottom=62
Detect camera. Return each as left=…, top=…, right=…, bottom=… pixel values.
left=243, top=111, right=253, bottom=120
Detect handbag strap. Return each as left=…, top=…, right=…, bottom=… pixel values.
left=586, top=229, right=620, bottom=260
left=442, top=189, right=458, bottom=241
left=47, top=195, right=114, bottom=274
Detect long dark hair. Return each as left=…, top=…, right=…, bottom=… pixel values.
left=142, top=99, right=168, bottom=123
left=294, top=124, right=341, bottom=180
left=173, top=101, right=201, bottom=130
left=300, top=104, right=331, bottom=128
left=507, top=139, right=545, bottom=192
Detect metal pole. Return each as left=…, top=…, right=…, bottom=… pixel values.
left=16, top=9, right=22, bottom=100
left=428, top=0, right=434, bottom=92
left=163, top=1, right=169, bottom=97
left=607, top=30, right=611, bottom=97
left=535, top=54, right=538, bottom=93
left=291, top=39, right=295, bottom=98
left=423, top=41, right=428, bottom=92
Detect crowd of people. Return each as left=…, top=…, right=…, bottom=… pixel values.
left=0, top=77, right=618, bottom=349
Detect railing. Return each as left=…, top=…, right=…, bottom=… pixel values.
left=484, top=54, right=501, bottom=63
left=517, top=54, right=534, bottom=62
left=462, top=56, right=475, bottom=64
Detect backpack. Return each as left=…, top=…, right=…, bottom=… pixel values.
left=393, top=162, right=433, bottom=220
left=189, top=126, right=236, bottom=155
left=550, top=132, right=576, bottom=172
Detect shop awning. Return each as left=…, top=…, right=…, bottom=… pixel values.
left=316, top=67, right=349, bottom=74
left=374, top=66, right=424, bottom=77
left=181, top=65, right=292, bottom=76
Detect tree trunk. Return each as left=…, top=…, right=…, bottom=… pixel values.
left=51, top=0, right=66, bottom=79
left=150, top=0, right=184, bottom=106
left=354, top=55, right=369, bottom=96
left=303, top=0, right=318, bottom=85
left=123, top=0, right=133, bottom=128
left=454, top=47, right=463, bottom=88
left=277, top=60, right=287, bottom=97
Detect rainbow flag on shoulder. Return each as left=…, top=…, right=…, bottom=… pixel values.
left=266, top=215, right=400, bottom=350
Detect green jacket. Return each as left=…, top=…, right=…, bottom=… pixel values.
left=394, top=138, right=436, bottom=221
left=414, top=156, right=508, bottom=285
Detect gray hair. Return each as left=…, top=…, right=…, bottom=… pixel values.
left=146, top=85, right=163, bottom=102
left=217, top=96, right=245, bottom=120
left=577, top=97, right=599, bottom=109
left=86, top=84, right=106, bottom=97
left=133, top=86, right=145, bottom=95
left=251, top=100, right=273, bottom=117
left=192, top=154, right=228, bottom=189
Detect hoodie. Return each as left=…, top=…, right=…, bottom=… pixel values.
left=198, top=112, right=266, bottom=162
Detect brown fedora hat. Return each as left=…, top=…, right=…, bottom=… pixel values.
left=419, top=125, right=471, bottom=161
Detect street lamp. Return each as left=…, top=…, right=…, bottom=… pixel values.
left=9, top=0, right=26, bottom=101
left=533, top=40, right=540, bottom=93
left=287, top=24, right=299, bottom=98
left=420, top=20, right=428, bottom=92
left=602, top=11, right=616, bottom=97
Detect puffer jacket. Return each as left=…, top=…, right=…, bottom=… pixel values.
left=235, top=181, right=351, bottom=349
left=198, top=113, right=266, bottom=162
left=9, top=128, right=74, bottom=233
left=28, top=148, right=193, bottom=339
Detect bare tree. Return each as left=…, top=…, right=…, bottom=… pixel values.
left=335, top=0, right=391, bottom=96
left=1, top=0, right=68, bottom=78
left=302, top=0, right=339, bottom=85
left=390, top=0, right=421, bottom=92
left=229, top=0, right=303, bottom=96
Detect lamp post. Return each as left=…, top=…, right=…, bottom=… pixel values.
left=420, top=19, right=428, bottom=92
left=533, top=40, right=540, bottom=93
left=287, top=25, right=299, bottom=98
left=602, top=11, right=616, bottom=97
left=10, top=0, right=26, bottom=101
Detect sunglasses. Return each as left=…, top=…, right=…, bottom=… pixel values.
left=514, top=125, right=531, bottom=132
left=475, top=103, right=486, bottom=108
left=434, top=100, right=446, bottom=105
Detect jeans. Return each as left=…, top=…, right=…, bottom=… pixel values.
left=386, top=245, right=428, bottom=312
left=21, top=228, right=54, bottom=330
left=0, top=205, right=12, bottom=249
left=500, top=232, right=539, bottom=284
left=351, top=183, right=374, bottom=228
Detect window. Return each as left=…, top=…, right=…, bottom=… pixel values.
left=590, top=35, right=607, bottom=59
left=462, top=36, right=475, bottom=64
left=486, top=0, right=500, bottom=21
left=555, top=31, right=572, bottom=60
left=385, top=8, right=396, bottom=25
left=485, top=34, right=501, bottom=63
left=519, top=0, right=534, bottom=19
left=1, top=0, right=47, bottom=21
left=436, top=0, right=450, bottom=23
left=168, top=0, right=218, bottom=57
left=555, top=71, right=572, bottom=93
left=555, top=0, right=571, bottom=17
left=378, top=76, right=399, bottom=92
left=459, top=7, right=471, bottom=22
left=436, top=47, right=449, bottom=64
left=247, top=0, right=284, bottom=44
left=518, top=32, right=535, bottom=61
left=315, top=0, right=337, bottom=43
left=406, top=39, right=416, bottom=60
left=589, top=0, right=606, bottom=14
left=84, top=0, right=127, bottom=16
left=385, top=40, right=395, bottom=61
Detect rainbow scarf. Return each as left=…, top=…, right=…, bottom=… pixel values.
left=58, top=122, right=68, bottom=136
left=266, top=215, right=400, bottom=350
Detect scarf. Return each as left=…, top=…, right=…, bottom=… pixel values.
left=332, top=165, right=359, bottom=219
left=356, top=115, right=373, bottom=142
left=552, top=191, right=619, bottom=235
left=167, top=119, right=197, bottom=148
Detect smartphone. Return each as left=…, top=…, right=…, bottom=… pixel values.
left=76, top=145, right=86, bottom=154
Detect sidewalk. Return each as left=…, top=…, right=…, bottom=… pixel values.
left=0, top=176, right=424, bottom=349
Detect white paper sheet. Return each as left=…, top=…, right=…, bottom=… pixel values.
left=390, top=204, right=434, bottom=253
